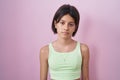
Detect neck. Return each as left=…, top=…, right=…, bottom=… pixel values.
left=55, top=37, right=74, bottom=45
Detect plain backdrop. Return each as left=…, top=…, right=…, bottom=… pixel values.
left=0, top=0, right=120, bottom=80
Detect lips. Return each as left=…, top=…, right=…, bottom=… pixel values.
left=62, top=32, right=69, bottom=34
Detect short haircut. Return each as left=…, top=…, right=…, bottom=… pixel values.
left=51, top=4, right=80, bottom=37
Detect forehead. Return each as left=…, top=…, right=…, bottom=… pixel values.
left=60, top=14, right=75, bottom=22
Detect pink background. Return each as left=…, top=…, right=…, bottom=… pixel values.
left=0, top=0, right=120, bottom=80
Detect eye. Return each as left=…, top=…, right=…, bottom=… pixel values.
left=60, top=21, right=65, bottom=25
left=69, top=23, right=75, bottom=27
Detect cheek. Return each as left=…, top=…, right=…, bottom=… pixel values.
left=56, top=26, right=62, bottom=32
left=72, top=27, right=76, bottom=32
left=56, top=25, right=63, bottom=30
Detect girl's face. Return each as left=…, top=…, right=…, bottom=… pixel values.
left=55, top=14, right=76, bottom=39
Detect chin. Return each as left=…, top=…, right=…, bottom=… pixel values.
left=61, top=35, right=71, bottom=39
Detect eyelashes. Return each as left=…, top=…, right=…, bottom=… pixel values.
left=59, top=21, right=75, bottom=27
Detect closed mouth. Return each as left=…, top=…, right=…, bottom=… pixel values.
left=62, top=32, right=69, bottom=34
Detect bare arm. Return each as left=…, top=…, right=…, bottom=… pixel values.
left=39, top=46, right=49, bottom=80
left=81, top=44, right=90, bottom=80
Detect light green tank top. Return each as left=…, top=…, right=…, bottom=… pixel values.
left=48, top=42, right=82, bottom=80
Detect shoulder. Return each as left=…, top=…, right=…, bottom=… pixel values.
left=39, top=45, right=49, bottom=59
left=80, top=43, right=89, bottom=52
left=40, top=45, right=49, bottom=54
left=80, top=43, right=89, bottom=57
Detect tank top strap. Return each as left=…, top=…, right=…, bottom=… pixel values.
left=49, top=42, right=55, bottom=57
left=75, top=41, right=82, bottom=56
left=49, top=43, right=52, bottom=50
left=75, top=41, right=80, bottom=51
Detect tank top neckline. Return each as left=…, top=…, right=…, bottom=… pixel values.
left=50, top=41, right=79, bottom=54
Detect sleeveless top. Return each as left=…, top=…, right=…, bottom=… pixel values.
left=48, top=42, right=82, bottom=80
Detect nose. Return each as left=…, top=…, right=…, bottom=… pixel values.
left=64, top=24, right=69, bottom=30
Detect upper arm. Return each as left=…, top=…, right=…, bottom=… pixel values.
left=39, top=45, right=49, bottom=80
left=81, top=43, right=90, bottom=80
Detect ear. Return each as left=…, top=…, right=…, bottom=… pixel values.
left=54, top=20, right=57, bottom=29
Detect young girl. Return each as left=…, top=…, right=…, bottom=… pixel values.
left=40, top=4, right=89, bottom=80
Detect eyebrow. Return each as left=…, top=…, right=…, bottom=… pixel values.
left=60, top=20, right=75, bottom=23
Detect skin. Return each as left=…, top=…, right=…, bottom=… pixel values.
left=40, top=14, right=89, bottom=80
